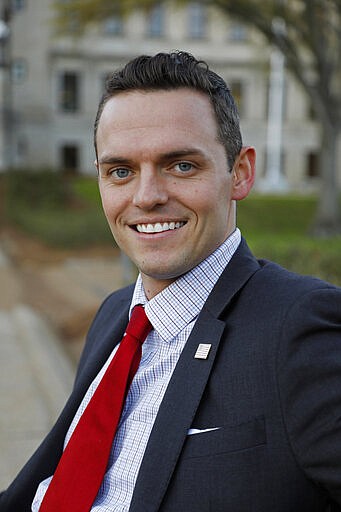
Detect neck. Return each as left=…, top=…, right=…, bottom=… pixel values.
left=140, top=274, right=176, bottom=300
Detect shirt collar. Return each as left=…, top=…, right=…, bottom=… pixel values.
left=130, top=228, right=241, bottom=342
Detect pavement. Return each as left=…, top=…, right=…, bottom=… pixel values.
left=0, top=240, right=129, bottom=490
left=0, top=304, right=74, bottom=489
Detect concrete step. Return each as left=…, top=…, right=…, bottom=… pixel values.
left=0, top=305, right=75, bottom=489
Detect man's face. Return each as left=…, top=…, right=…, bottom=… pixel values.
left=96, top=88, right=252, bottom=298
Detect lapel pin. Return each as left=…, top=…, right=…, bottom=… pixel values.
left=194, top=343, right=212, bottom=360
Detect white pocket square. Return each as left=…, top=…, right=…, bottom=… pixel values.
left=187, top=427, right=221, bottom=436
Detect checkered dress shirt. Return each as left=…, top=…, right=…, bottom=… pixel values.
left=32, top=229, right=241, bottom=511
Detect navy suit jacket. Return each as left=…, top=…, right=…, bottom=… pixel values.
left=1, top=239, right=341, bottom=511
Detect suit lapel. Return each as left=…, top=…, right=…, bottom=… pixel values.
left=129, top=310, right=225, bottom=512
left=130, top=239, right=261, bottom=512
left=204, top=238, right=260, bottom=318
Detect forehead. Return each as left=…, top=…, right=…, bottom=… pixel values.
left=96, top=88, right=220, bottom=148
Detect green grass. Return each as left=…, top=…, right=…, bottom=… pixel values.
left=1, top=173, right=341, bottom=285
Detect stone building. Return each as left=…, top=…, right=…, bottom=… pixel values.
left=1, top=0, right=332, bottom=191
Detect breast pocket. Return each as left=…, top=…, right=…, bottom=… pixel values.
left=182, top=415, right=266, bottom=459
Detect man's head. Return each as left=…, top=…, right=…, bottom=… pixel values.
left=94, top=51, right=242, bottom=169
left=95, top=52, right=255, bottom=298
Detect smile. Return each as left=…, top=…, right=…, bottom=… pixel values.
left=136, top=221, right=186, bottom=233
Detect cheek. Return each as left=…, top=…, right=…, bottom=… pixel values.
left=194, top=186, right=230, bottom=218
left=99, top=188, right=123, bottom=221
left=100, top=195, right=113, bottom=220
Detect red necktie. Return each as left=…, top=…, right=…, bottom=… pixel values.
left=40, top=305, right=152, bottom=512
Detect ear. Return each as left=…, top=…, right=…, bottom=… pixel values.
left=231, top=146, right=256, bottom=200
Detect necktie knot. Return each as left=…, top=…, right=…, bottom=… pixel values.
left=125, top=304, right=152, bottom=344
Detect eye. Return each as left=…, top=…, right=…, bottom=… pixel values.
left=175, top=162, right=193, bottom=173
left=111, top=168, right=132, bottom=179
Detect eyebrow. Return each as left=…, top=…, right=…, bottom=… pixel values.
left=158, top=148, right=208, bottom=163
left=98, top=148, right=209, bottom=166
left=98, top=155, right=132, bottom=166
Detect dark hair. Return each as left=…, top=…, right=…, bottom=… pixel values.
left=94, top=51, right=242, bottom=168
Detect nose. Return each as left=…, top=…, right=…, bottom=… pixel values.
left=133, top=168, right=168, bottom=210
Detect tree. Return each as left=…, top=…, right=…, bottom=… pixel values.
left=54, top=0, right=341, bottom=236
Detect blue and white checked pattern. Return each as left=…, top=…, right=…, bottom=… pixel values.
left=32, top=229, right=241, bottom=511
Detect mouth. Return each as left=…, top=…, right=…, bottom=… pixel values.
left=134, top=221, right=186, bottom=234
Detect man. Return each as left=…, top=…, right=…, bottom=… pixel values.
left=1, top=51, right=341, bottom=511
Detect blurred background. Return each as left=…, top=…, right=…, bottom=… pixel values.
left=0, top=0, right=340, bottom=489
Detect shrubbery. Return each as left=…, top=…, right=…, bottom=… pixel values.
left=1, top=170, right=112, bottom=248
left=4, top=168, right=70, bottom=208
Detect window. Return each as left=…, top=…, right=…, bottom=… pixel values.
left=306, top=152, right=319, bottom=178
left=61, top=144, right=79, bottom=173
left=12, top=59, right=27, bottom=83
left=146, top=3, right=165, bottom=37
left=59, top=72, right=80, bottom=113
left=12, top=0, right=25, bottom=11
left=230, top=22, right=247, bottom=42
left=103, top=15, right=123, bottom=36
left=187, top=2, right=207, bottom=39
left=16, top=135, right=28, bottom=162
left=230, top=80, right=244, bottom=117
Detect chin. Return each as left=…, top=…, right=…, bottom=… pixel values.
left=142, top=265, right=192, bottom=281
left=136, top=254, right=197, bottom=280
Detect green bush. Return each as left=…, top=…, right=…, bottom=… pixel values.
left=4, top=168, right=71, bottom=209
left=72, top=176, right=102, bottom=206
left=7, top=203, right=113, bottom=248
left=238, top=194, right=317, bottom=236
left=2, top=171, right=113, bottom=248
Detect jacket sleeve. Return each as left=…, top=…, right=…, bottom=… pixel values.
left=277, top=286, right=341, bottom=505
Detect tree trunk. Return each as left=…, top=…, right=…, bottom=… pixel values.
left=310, top=122, right=341, bottom=237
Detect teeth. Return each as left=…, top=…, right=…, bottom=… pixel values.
left=136, top=221, right=185, bottom=233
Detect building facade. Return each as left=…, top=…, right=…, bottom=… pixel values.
left=2, top=0, right=336, bottom=191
